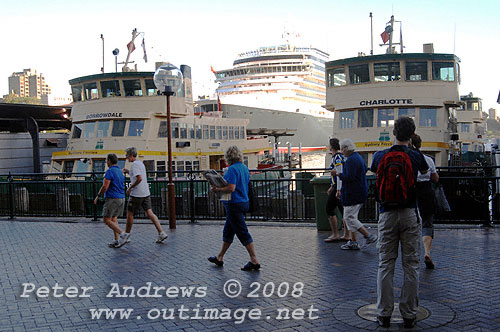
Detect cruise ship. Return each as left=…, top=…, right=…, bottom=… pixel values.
left=207, top=37, right=334, bottom=149
left=324, top=16, right=486, bottom=167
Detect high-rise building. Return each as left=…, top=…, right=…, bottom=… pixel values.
left=8, top=68, right=51, bottom=99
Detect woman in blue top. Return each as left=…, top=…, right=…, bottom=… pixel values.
left=208, top=146, right=260, bottom=271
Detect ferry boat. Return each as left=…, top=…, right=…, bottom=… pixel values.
left=208, top=33, right=334, bottom=149
left=50, top=64, right=271, bottom=176
left=324, top=16, right=484, bottom=167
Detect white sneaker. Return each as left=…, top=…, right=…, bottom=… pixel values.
left=340, top=240, right=361, bottom=250
left=156, top=231, right=168, bottom=243
left=116, top=233, right=130, bottom=248
left=108, top=240, right=118, bottom=248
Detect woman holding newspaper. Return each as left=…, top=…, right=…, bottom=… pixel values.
left=208, top=146, right=260, bottom=271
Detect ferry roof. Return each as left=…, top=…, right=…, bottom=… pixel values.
left=0, top=103, right=71, bottom=132
left=69, top=71, right=154, bottom=85
left=326, top=53, right=460, bottom=67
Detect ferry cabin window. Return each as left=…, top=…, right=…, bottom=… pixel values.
left=462, top=143, right=469, bottom=153
left=143, top=160, right=154, bottom=177
left=223, top=126, right=228, bottom=139
left=193, top=160, right=200, bottom=171
left=327, top=68, right=346, bottom=87
left=405, top=62, right=428, bottom=81
left=145, top=79, right=157, bottom=96
left=96, top=121, right=110, bottom=137
left=196, top=125, right=202, bottom=139
left=63, top=160, right=74, bottom=174
left=100, top=80, right=121, bottom=98
left=358, top=109, right=374, bottom=128
left=83, top=122, right=96, bottom=138
left=117, top=159, right=126, bottom=170
left=378, top=109, right=394, bottom=127
left=71, top=86, right=83, bottom=102
left=188, top=124, right=195, bottom=139
left=217, top=126, right=222, bottom=139
left=176, top=161, right=185, bottom=177
left=432, top=62, right=455, bottom=81
left=240, top=127, right=245, bottom=139
left=419, top=108, right=437, bottom=127
left=398, top=108, right=416, bottom=120
left=339, top=111, right=354, bottom=129
left=111, top=120, right=126, bottom=137
left=374, top=62, right=401, bottom=82
left=123, top=79, right=143, bottom=96
left=203, top=125, right=209, bottom=139
left=229, top=126, right=234, bottom=139
left=158, top=121, right=169, bottom=138
left=172, top=122, right=179, bottom=139
left=185, top=161, right=192, bottom=174
left=84, top=82, right=98, bottom=100
left=349, top=64, right=370, bottom=84
left=72, top=124, right=83, bottom=139
left=51, top=160, right=62, bottom=173
left=92, top=160, right=106, bottom=173
left=75, top=159, right=89, bottom=173
left=243, top=156, right=249, bottom=167
left=210, top=125, right=216, bottom=139
left=180, top=123, right=188, bottom=139
left=156, top=161, right=166, bottom=177
left=235, top=127, right=240, bottom=139
left=461, top=123, right=470, bottom=133
left=128, top=120, right=144, bottom=137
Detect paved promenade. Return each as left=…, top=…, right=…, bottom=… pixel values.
left=0, top=218, right=498, bottom=332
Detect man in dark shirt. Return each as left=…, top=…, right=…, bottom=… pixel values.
left=370, top=117, right=428, bottom=329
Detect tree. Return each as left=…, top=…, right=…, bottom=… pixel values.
left=1, top=93, right=42, bottom=105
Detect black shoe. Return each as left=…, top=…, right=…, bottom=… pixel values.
left=208, top=256, right=223, bottom=267
left=403, top=317, right=416, bottom=328
left=241, top=261, right=260, bottom=271
left=376, top=316, right=391, bottom=328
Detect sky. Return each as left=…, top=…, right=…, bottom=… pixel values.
left=1, top=0, right=499, bottom=111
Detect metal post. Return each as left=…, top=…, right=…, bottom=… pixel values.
left=101, top=34, right=105, bottom=73
left=369, top=12, right=373, bottom=55
left=166, top=92, right=176, bottom=228
left=8, top=173, right=15, bottom=220
left=92, top=173, right=98, bottom=221
left=189, top=172, right=196, bottom=223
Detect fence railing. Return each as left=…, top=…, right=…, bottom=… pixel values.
left=1, top=166, right=499, bottom=224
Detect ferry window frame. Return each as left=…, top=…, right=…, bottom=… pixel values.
left=83, top=121, right=96, bottom=139
left=203, top=125, right=209, bottom=139
left=75, top=159, right=90, bottom=174
left=229, top=126, right=234, bottom=140
left=83, top=82, right=98, bottom=100
left=123, top=79, right=143, bottom=97
left=92, top=159, right=106, bottom=173
left=432, top=62, right=455, bottom=81
left=63, top=160, right=74, bottom=174
left=223, top=126, right=228, bottom=140
left=240, top=127, right=245, bottom=139
left=373, top=62, right=401, bottom=82
left=158, top=121, right=167, bottom=138
left=172, top=122, right=179, bottom=139
left=180, top=123, right=188, bottom=139
left=419, top=108, right=437, bottom=127
left=193, top=160, right=200, bottom=171
left=100, top=80, right=121, bottom=98
left=339, top=110, right=355, bottom=129
left=143, top=160, right=154, bottom=177
left=96, top=121, right=110, bottom=138
left=377, top=109, right=395, bottom=127
left=72, top=123, right=83, bottom=139
left=71, top=85, right=83, bottom=102
left=327, top=67, right=346, bottom=87
left=461, top=123, right=470, bottom=133
left=235, top=126, right=240, bottom=139
left=51, top=160, right=62, bottom=173
left=156, top=160, right=166, bottom=177
left=348, top=64, right=370, bottom=84
left=210, top=125, right=216, bottom=140
left=195, top=125, right=202, bottom=140
left=176, top=161, right=185, bottom=177
left=358, top=109, right=374, bottom=128
left=145, top=79, right=157, bottom=96
left=398, top=108, right=416, bottom=121
left=128, top=120, right=145, bottom=137
left=405, top=61, right=428, bottom=81
left=185, top=161, right=192, bottom=173
left=111, top=120, right=126, bottom=137
left=188, top=124, right=195, bottom=139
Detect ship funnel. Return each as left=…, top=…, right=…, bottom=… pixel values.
left=423, top=43, right=434, bottom=54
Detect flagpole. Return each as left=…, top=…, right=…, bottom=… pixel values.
left=369, top=12, right=373, bottom=55
left=101, top=34, right=105, bottom=73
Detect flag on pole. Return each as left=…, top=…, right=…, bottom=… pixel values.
left=217, top=95, right=222, bottom=112
left=127, top=41, right=136, bottom=53
left=141, top=38, right=148, bottom=63
left=380, top=25, right=392, bottom=44
left=211, top=66, right=216, bottom=74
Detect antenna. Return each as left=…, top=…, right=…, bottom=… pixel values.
left=453, top=23, right=456, bottom=54
left=370, top=12, right=373, bottom=55
left=100, top=34, right=105, bottom=73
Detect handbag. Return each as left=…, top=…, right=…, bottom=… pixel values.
left=434, top=184, right=451, bottom=213
left=248, top=181, right=259, bottom=213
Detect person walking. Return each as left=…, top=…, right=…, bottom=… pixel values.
left=325, top=138, right=350, bottom=242
left=121, top=147, right=168, bottom=246
left=93, top=153, right=127, bottom=248
left=330, top=138, right=377, bottom=250
left=370, top=117, right=429, bottom=328
left=410, top=134, right=439, bottom=269
left=208, top=145, right=260, bottom=271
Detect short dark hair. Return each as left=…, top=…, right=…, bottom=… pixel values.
left=329, top=138, right=340, bottom=151
left=107, top=153, right=118, bottom=165
left=394, top=116, right=416, bottom=142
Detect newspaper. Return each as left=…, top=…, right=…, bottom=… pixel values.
left=202, top=170, right=231, bottom=201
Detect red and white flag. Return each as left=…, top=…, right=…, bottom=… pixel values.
left=127, top=41, right=136, bottom=53
left=211, top=66, right=216, bottom=74
left=380, top=31, right=390, bottom=43
left=141, top=38, right=147, bottom=63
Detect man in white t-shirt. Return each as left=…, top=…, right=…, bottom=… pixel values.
left=119, top=147, right=168, bottom=246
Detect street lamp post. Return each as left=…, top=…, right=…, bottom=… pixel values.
left=154, top=64, right=183, bottom=229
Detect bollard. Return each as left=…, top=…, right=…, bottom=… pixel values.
left=56, top=187, right=71, bottom=214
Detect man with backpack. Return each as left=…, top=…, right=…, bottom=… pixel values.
left=370, top=116, right=428, bottom=329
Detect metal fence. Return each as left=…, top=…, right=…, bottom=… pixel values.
left=0, top=166, right=498, bottom=225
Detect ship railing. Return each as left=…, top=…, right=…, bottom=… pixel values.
left=0, top=167, right=499, bottom=225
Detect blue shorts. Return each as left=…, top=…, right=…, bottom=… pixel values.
left=222, top=202, right=253, bottom=246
